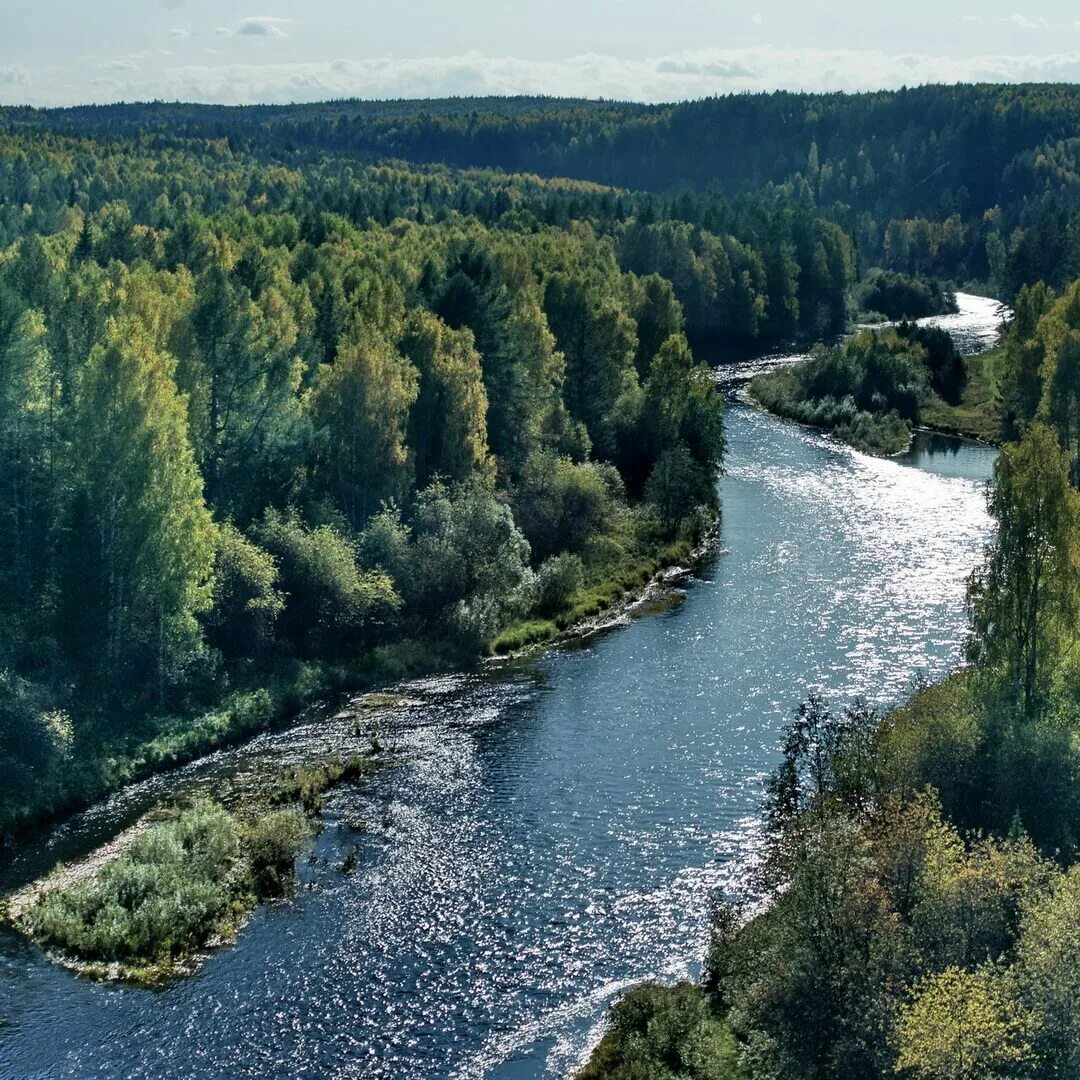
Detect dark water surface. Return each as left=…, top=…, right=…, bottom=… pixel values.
left=0, top=296, right=1003, bottom=1080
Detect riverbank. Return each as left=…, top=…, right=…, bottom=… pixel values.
left=0, top=384, right=997, bottom=1079
left=2, top=515, right=716, bottom=848
left=919, top=345, right=1003, bottom=444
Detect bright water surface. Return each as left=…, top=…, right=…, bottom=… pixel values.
left=0, top=295, right=1006, bottom=1080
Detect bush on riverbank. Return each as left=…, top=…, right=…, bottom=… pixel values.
left=21, top=802, right=253, bottom=968
left=749, top=323, right=971, bottom=455
left=11, top=755, right=386, bottom=977
left=578, top=983, right=745, bottom=1080
left=859, top=270, right=958, bottom=320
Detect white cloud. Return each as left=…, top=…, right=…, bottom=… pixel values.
left=101, top=59, right=139, bottom=71
left=751, top=13, right=763, bottom=25
left=170, top=28, right=191, bottom=39
left=233, top=16, right=290, bottom=38
left=13, top=46, right=1080, bottom=107
left=1008, top=14, right=1048, bottom=30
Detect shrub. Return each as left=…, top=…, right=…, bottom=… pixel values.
left=860, top=270, right=957, bottom=321
left=534, top=553, right=586, bottom=616
left=580, top=982, right=745, bottom=1080
left=204, top=524, right=284, bottom=658
left=23, top=801, right=244, bottom=963
left=511, top=452, right=622, bottom=563
left=244, top=807, right=314, bottom=899
left=253, top=508, right=401, bottom=654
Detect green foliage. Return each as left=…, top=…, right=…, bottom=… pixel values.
left=253, top=509, right=401, bottom=655
left=244, top=807, right=315, bottom=899
left=400, top=308, right=490, bottom=486
left=969, top=424, right=1080, bottom=725
left=204, top=523, right=284, bottom=659
left=61, top=318, right=216, bottom=700
left=998, top=283, right=1056, bottom=439
left=22, top=801, right=246, bottom=964
left=579, top=983, right=746, bottom=1080
left=404, top=479, right=534, bottom=647
left=309, top=331, right=418, bottom=529
left=512, top=452, right=623, bottom=563
left=751, top=328, right=941, bottom=454
left=858, top=270, right=957, bottom=321
left=645, top=447, right=715, bottom=536
left=533, top=553, right=586, bottom=617
left=1014, top=867, right=1080, bottom=1075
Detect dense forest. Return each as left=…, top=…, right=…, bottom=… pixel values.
left=7, top=124, right=866, bottom=831
left=6, top=83, right=1078, bottom=294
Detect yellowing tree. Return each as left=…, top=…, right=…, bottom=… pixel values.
left=310, top=331, right=418, bottom=529
left=895, top=966, right=1032, bottom=1080
left=65, top=318, right=215, bottom=700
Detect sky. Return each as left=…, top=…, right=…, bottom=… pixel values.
left=1, top=0, right=1080, bottom=107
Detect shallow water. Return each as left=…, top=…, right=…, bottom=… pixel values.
left=0, top=296, right=1002, bottom=1080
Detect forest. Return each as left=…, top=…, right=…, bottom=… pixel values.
left=6, top=83, right=1078, bottom=295
left=7, top=123, right=863, bottom=831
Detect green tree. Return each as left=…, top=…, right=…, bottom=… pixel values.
left=998, top=282, right=1055, bottom=439
left=63, top=319, right=216, bottom=700
left=0, top=306, right=61, bottom=611
left=204, top=523, right=284, bottom=659
left=969, top=424, right=1080, bottom=724
left=1014, top=866, right=1080, bottom=1075
left=253, top=508, right=399, bottom=655
left=400, top=309, right=490, bottom=486
left=181, top=262, right=306, bottom=514
left=309, top=332, right=418, bottom=529
left=543, top=272, right=639, bottom=458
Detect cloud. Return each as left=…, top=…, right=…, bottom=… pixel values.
left=1008, top=14, right=1048, bottom=30
left=751, top=13, right=763, bottom=25
left=234, top=16, right=290, bottom=38
left=13, top=46, right=1080, bottom=107
left=170, top=28, right=191, bottom=39
left=101, top=59, right=139, bottom=71
left=0, top=66, right=30, bottom=88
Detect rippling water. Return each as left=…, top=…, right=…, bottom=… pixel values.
left=0, top=297, right=1002, bottom=1080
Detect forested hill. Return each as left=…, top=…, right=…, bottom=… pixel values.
left=5, top=84, right=1079, bottom=291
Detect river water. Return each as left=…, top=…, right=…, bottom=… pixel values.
left=0, top=294, right=1005, bottom=1080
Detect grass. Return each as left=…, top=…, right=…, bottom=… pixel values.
left=270, top=755, right=378, bottom=814
left=920, top=347, right=1003, bottom=443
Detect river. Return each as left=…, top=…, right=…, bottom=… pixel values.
left=0, top=294, right=1005, bottom=1080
